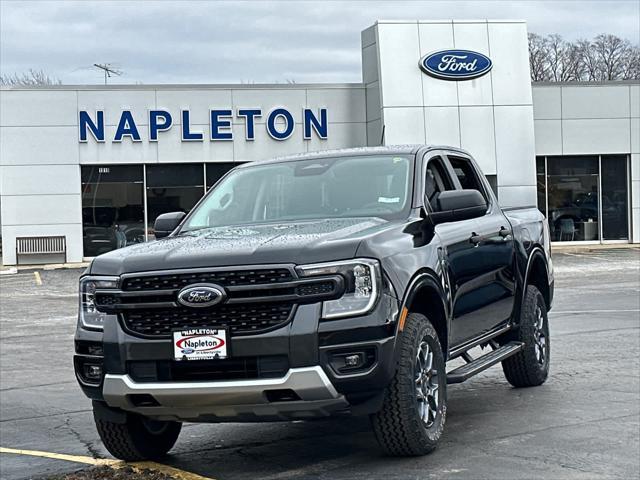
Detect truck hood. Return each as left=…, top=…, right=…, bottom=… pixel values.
left=89, top=217, right=390, bottom=276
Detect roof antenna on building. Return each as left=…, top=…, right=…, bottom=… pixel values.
left=93, top=63, right=122, bottom=85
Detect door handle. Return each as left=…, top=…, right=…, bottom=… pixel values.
left=469, top=232, right=481, bottom=245
left=498, top=227, right=511, bottom=238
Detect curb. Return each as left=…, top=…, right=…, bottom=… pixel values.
left=552, top=244, right=639, bottom=253
left=1, top=262, right=89, bottom=274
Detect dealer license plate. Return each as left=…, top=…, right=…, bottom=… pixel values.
left=172, top=328, right=228, bottom=361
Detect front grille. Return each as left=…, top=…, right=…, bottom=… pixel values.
left=97, top=266, right=343, bottom=339
left=122, top=268, right=294, bottom=291
left=122, top=302, right=294, bottom=337
left=296, top=281, right=335, bottom=296
left=128, top=355, right=289, bottom=382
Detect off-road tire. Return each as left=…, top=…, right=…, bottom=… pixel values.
left=502, top=285, right=550, bottom=387
left=371, top=312, right=446, bottom=456
left=94, top=408, right=182, bottom=461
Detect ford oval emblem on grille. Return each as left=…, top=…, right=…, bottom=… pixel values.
left=177, top=284, right=226, bottom=308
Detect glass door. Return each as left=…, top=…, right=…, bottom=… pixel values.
left=546, top=156, right=600, bottom=242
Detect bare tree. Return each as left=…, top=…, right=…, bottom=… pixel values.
left=528, top=33, right=549, bottom=82
left=621, top=45, right=640, bottom=80
left=577, top=39, right=600, bottom=81
left=529, top=33, right=639, bottom=81
left=593, top=34, right=629, bottom=80
left=0, top=68, right=61, bottom=86
left=564, top=42, right=585, bottom=81
left=545, top=34, right=563, bottom=81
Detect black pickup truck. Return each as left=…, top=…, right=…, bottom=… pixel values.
left=74, top=145, right=553, bottom=459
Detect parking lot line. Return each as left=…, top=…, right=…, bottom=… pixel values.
left=0, top=446, right=118, bottom=466
left=0, top=446, right=216, bottom=480
left=33, top=271, right=42, bottom=285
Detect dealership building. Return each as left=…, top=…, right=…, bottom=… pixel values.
left=1, top=19, right=638, bottom=265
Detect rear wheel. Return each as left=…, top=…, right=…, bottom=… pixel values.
left=94, top=405, right=182, bottom=461
left=371, top=312, right=446, bottom=456
left=502, top=285, right=550, bottom=387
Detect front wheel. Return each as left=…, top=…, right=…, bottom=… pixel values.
left=502, top=285, right=550, bottom=387
left=94, top=405, right=182, bottom=461
left=371, top=312, right=446, bottom=456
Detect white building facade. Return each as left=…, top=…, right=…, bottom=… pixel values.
left=1, top=19, right=638, bottom=265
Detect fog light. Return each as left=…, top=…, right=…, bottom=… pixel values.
left=328, top=350, right=375, bottom=374
left=83, top=364, right=103, bottom=381
left=344, top=354, right=363, bottom=368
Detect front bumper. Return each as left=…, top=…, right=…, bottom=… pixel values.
left=75, top=294, right=398, bottom=421
left=102, top=366, right=348, bottom=422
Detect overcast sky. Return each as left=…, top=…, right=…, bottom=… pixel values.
left=1, top=0, right=638, bottom=85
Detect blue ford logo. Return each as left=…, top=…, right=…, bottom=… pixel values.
left=419, top=49, right=492, bottom=80
left=177, top=284, right=225, bottom=308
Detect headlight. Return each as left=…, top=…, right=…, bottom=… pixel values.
left=79, top=276, right=119, bottom=330
left=296, top=259, right=381, bottom=319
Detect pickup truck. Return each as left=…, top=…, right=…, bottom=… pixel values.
left=74, top=145, right=553, bottom=459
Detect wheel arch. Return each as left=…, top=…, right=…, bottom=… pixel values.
left=400, top=270, right=449, bottom=358
left=523, top=247, right=551, bottom=312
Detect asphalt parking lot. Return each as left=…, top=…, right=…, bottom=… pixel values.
left=1, top=248, right=639, bottom=480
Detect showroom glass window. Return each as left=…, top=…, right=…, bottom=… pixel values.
left=536, top=155, right=629, bottom=242
left=600, top=155, right=629, bottom=240
left=81, top=165, right=144, bottom=257
left=547, top=156, right=600, bottom=241
left=485, top=175, right=498, bottom=200
left=146, top=164, right=205, bottom=239
left=205, top=162, right=238, bottom=190
left=536, top=157, right=546, bottom=217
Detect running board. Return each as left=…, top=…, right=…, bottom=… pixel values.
left=447, top=341, right=524, bottom=384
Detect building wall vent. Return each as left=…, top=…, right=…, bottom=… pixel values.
left=15, top=236, right=67, bottom=265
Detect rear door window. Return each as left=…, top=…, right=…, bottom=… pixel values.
left=447, top=156, right=489, bottom=202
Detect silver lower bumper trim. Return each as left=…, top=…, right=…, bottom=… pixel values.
left=102, top=366, right=348, bottom=421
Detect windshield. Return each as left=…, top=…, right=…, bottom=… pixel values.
left=181, top=154, right=413, bottom=231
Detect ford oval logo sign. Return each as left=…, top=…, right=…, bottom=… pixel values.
left=419, top=49, right=492, bottom=80
left=177, top=284, right=225, bottom=308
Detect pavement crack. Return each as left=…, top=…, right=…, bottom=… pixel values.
left=63, top=417, right=103, bottom=459
left=470, top=442, right=604, bottom=477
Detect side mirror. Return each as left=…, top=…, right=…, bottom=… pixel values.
left=429, top=189, right=487, bottom=225
left=153, top=212, right=186, bottom=239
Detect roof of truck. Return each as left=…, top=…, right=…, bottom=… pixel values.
left=236, top=145, right=471, bottom=168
